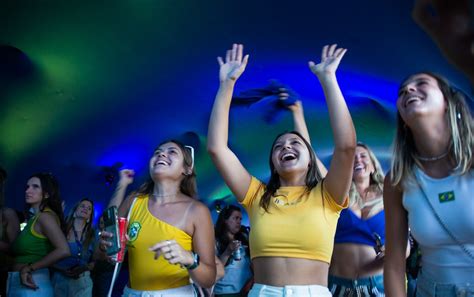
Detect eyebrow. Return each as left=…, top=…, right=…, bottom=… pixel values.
left=399, top=77, right=431, bottom=90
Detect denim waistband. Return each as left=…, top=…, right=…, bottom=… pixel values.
left=328, top=274, right=383, bottom=288
left=417, top=274, right=474, bottom=297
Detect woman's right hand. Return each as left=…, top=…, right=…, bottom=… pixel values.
left=225, top=240, right=241, bottom=255
left=118, top=169, right=134, bottom=186
left=97, top=231, right=114, bottom=258
left=217, top=43, right=249, bottom=83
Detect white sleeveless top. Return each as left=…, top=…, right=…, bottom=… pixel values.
left=402, top=167, right=474, bottom=284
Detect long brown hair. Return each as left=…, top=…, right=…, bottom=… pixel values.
left=28, top=172, right=66, bottom=231
left=391, top=72, right=474, bottom=188
left=136, top=140, right=198, bottom=198
left=215, top=205, right=249, bottom=255
left=64, top=198, right=96, bottom=256
left=259, top=131, right=323, bottom=212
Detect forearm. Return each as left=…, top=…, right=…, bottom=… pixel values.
left=108, top=182, right=129, bottom=208
left=218, top=251, right=232, bottom=266
left=29, top=247, right=71, bottom=271
left=318, top=73, right=356, bottom=150
left=292, top=108, right=310, bottom=143
left=384, top=266, right=407, bottom=297
left=188, top=262, right=217, bottom=288
left=207, top=82, right=235, bottom=152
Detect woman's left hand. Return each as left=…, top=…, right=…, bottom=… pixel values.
left=309, top=44, right=347, bottom=77
left=19, top=265, right=38, bottom=290
left=149, top=239, right=194, bottom=267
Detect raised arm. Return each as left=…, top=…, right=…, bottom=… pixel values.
left=287, top=99, right=328, bottom=176
left=309, top=44, right=356, bottom=204
left=383, top=174, right=409, bottom=297
left=207, top=44, right=252, bottom=202
left=108, top=169, right=135, bottom=217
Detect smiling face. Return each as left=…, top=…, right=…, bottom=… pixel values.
left=74, top=200, right=93, bottom=221
left=397, top=73, right=447, bottom=125
left=271, top=133, right=311, bottom=177
left=25, top=177, right=46, bottom=208
left=353, top=145, right=375, bottom=183
left=149, top=141, right=191, bottom=181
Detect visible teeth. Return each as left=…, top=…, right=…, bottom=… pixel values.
left=354, top=165, right=364, bottom=171
left=406, top=96, right=421, bottom=106
left=155, top=160, right=168, bottom=166
left=281, top=153, right=296, bottom=161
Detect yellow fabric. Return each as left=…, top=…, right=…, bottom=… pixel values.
left=127, top=195, right=193, bottom=290
left=242, top=177, right=348, bottom=263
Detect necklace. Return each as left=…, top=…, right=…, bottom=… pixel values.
left=151, top=192, right=177, bottom=199
left=415, top=149, right=450, bottom=162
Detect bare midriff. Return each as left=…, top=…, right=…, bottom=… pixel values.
left=329, top=243, right=383, bottom=279
left=253, top=257, right=330, bottom=286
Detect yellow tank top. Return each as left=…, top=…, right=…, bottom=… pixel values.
left=127, top=195, right=192, bottom=290
left=242, top=177, right=348, bottom=263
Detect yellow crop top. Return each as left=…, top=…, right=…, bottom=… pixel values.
left=127, top=196, right=193, bottom=290
left=241, top=177, right=348, bottom=263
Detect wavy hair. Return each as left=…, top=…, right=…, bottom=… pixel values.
left=136, top=140, right=197, bottom=198
left=349, top=143, right=384, bottom=216
left=259, top=131, right=323, bottom=212
left=28, top=172, right=66, bottom=231
left=215, top=205, right=249, bottom=254
left=391, top=72, right=473, bottom=188
left=64, top=198, right=96, bottom=256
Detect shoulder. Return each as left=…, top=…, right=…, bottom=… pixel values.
left=37, top=210, right=60, bottom=226
left=188, top=199, right=211, bottom=218
left=2, top=207, right=18, bottom=220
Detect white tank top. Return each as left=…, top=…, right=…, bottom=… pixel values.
left=402, top=167, right=474, bottom=284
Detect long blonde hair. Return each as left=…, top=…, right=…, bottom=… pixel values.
left=349, top=143, right=384, bottom=216
left=390, top=72, right=474, bottom=189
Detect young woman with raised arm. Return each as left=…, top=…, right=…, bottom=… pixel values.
left=207, top=43, right=356, bottom=296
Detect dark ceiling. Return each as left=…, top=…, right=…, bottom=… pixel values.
left=1, top=0, right=471, bottom=221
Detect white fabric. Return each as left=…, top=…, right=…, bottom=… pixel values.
left=402, top=168, right=474, bottom=283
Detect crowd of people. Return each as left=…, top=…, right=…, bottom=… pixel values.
left=1, top=2, right=473, bottom=294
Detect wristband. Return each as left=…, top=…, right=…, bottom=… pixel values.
left=184, top=252, right=200, bottom=270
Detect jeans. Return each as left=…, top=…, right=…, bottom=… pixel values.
left=328, top=274, right=384, bottom=296
left=416, top=274, right=474, bottom=297
left=122, top=284, right=196, bottom=296
left=52, top=271, right=92, bottom=297
left=7, top=269, right=53, bottom=297
left=249, top=283, right=332, bottom=297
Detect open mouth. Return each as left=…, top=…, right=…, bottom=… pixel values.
left=405, top=96, right=422, bottom=107
left=354, top=164, right=365, bottom=172
left=280, top=152, right=297, bottom=162
left=154, top=159, right=169, bottom=166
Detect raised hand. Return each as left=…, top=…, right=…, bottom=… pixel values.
left=217, top=44, right=249, bottom=83
left=309, top=44, right=347, bottom=77
left=118, top=169, right=134, bottom=186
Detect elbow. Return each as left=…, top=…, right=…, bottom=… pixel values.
left=196, top=267, right=217, bottom=289
left=206, top=144, right=224, bottom=160
left=62, top=246, right=72, bottom=259
left=334, top=143, right=356, bottom=158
